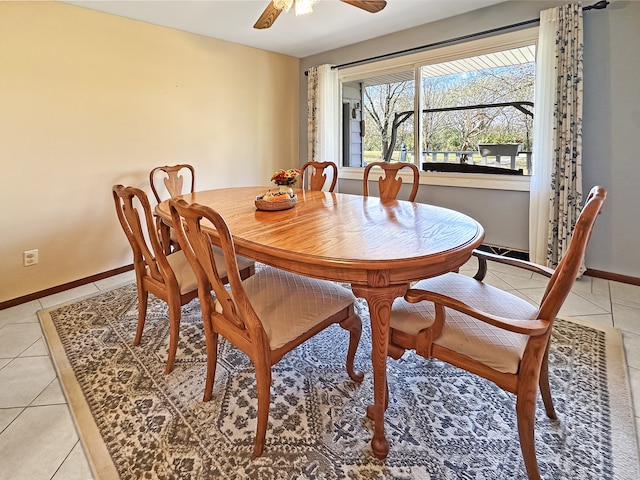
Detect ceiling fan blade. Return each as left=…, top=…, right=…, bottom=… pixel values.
left=254, top=1, right=283, bottom=29
left=339, top=0, right=387, bottom=14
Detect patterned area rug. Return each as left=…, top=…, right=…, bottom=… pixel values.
left=38, top=283, right=639, bottom=479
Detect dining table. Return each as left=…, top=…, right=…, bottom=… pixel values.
left=155, top=185, right=485, bottom=459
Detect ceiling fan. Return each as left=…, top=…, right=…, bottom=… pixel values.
left=254, top=0, right=387, bottom=29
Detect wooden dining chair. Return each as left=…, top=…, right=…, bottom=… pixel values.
left=149, top=164, right=196, bottom=203
left=112, top=184, right=199, bottom=374
left=169, top=197, right=364, bottom=457
left=300, top=161, right=338, bottom=192
left=149, top=164, right=196, bottom=253
left=386, top=185, right=607, bottom=480
left=363, top=161, right=420, bottom=201
left=112, top=185, right=255, bottom=374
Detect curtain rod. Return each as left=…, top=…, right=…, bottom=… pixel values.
left=304, top=0, right=608, bottom=75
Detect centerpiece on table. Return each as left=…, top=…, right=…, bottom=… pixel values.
left=255, top=168, right=300, bottom=211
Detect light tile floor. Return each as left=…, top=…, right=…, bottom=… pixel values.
left=0, top=261, right=639, bottom=479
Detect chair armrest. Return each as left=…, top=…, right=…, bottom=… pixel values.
left=405, top=288, right=550, bottom=336
left=472, top=249, right=555, bottom=281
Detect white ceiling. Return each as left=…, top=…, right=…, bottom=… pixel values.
left=65, top=0, right=508, bottom=58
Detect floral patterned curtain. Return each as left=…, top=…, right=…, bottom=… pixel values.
left=529, top=2, right=584, bottom=271
left=307, top=66, right=319, bottom=163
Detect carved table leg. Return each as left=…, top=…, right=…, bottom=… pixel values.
left=352, top=282, right=408, bottom=460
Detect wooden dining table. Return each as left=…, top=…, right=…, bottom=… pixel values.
left=155, top=185, right=484, bottom=459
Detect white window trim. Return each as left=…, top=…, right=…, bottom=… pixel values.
left=337, top=27, right=538, bottom=193
left=339, top=167, right=530, bottom=192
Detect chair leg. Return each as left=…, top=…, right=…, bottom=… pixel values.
left=539, top=347, right=557, bottom=419
left=134, top=289, right=148, bottom=346
left=252, top=362, right=272, bottom=457
left=516, top=388, right=542, bottom=480
left=339, top=313, right=364, bottom=382
left=164, top=300, right=182, bottom=374
left=203, top=329, right=219, bottom=402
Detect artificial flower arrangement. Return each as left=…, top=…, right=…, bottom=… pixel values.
left=271, top=168, right=300, bottom=186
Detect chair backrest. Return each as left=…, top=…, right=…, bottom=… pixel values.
left=363, top=161, right=420, bottom=201
left=537, top=185, right=607, bottom=321
left=149, top=164, right=196, bottom=203
left=300, top=161, right=338, bottom=192
left=112, top=185, right=177, bottom=285
left=169, top=198, right=261, bottom=334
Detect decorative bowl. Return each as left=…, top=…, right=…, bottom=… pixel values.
left=255, top=194, right=297, bottom=211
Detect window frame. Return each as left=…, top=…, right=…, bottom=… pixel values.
left=337, top=27, right=539, bottom=192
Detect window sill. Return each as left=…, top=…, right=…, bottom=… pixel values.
left=339, top=167, right=530, bottom=192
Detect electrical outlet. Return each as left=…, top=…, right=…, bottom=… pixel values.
left=23, top=249, right=38, bottom=266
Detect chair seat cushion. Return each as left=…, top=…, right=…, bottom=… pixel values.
left=240, top=266, right=356, bottom=349
left=171, top=228, right=255, bottom=270
left=166, top=251, right=199, bottom=295
left=166, top=248, right=254, bottom=296
left=390, top=272, right=539, bottom=374
left=211, top=246, right=255, bottom=277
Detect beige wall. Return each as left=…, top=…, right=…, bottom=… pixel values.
left=0, top=2, right=300, bottom=303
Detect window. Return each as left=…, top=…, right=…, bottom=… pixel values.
left=343, top=70, right=415, bottom=166
left=339, top=28, right=537, bottom=177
